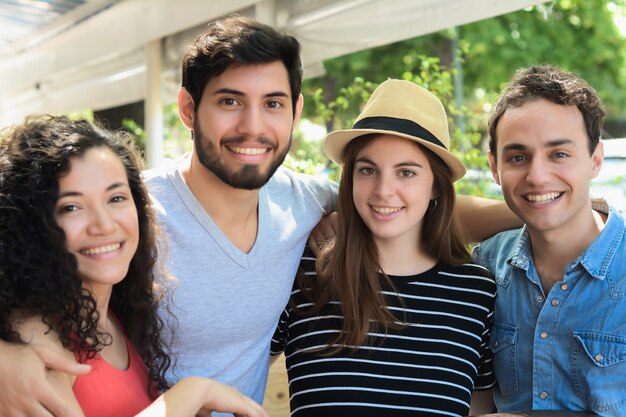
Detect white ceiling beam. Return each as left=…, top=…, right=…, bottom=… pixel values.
left=0, top=0, right=548, bottom=127
left=0, top=0, right=122, bottom=59
left=0, top=0, right=259, bottom=97
left=292, top=0, right=545, bottom=64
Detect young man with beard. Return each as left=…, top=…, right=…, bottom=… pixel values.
left=0, top=15, right=519, bottom=417
left=473, top=65, right=626, bottom=416
left=142, top=17, right=338, bottom=415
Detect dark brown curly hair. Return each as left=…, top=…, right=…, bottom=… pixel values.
left=182, top=15, right=302, bottom=113
left=0, top=115, right=171, bottom=392
left=488, top=64, right=606, bottom=159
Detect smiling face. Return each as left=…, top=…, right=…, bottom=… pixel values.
left=489, top=98, right=603, bottom=236
left=352, top=135, right=435, bottom=248
left=55, top=147, right=139, bottom=297
left=179, top=61, right=303, bottom=190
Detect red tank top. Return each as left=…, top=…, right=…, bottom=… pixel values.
left=72, top=328, right=154, bottom=417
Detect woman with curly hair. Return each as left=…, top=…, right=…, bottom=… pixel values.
left=0, top=115, right=267, bottom=417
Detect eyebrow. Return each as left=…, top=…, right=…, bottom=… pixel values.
left=355, top=157, right=424, bottom=168
left=213, top=88, right=289, bottom=99
left=57, top=182, right=129, bottom=198
left=502, top=138, right=576, bottom=152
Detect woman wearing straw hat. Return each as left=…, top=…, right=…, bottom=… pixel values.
left=271, top=79, right=496, bottom=416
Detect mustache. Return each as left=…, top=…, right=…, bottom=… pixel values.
left=221, top=135, right=277, bottom=149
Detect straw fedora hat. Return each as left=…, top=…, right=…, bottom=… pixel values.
left=323, top=79, right=466, bottom=181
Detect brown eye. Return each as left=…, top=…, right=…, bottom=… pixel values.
left=220, top=98, right=238, bottom=106
left=110, top=195, right=127, bottom=203
left=59, top=204, right=78, bottom=213
left=357, top=167, right=375, bottom=175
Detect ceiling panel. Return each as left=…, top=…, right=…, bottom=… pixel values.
left=0, top=0, right=118, bottom=57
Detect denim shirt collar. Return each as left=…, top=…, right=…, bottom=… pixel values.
left=506, top=208, right=625, bottom=281
left=507, top=225, right=532, bottom=271
left=579, top=207, right=625, bottom=280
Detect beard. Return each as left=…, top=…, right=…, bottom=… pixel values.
left=192, top=119, right=291, bottom=190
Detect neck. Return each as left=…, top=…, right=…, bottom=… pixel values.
left=87, top=283, right=112, bottom=328
left=180, top=153, right=260, bottom=252
left=376, top=236, right=436, bottom=276
left=529, top=208, right=605, bottom=293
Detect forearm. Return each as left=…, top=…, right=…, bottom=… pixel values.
left=469, top=388, right=495, bottom=415
left=456, top=195, right=522, bottom=243
left=137, top=377, right=209, bottom=417
left=136, top=377, right=268, bottom=417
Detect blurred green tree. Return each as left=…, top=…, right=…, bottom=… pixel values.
left=291, top=0, right=626, bottom=197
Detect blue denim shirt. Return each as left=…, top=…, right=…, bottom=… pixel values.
left=473, top=207, right=626, bottom=416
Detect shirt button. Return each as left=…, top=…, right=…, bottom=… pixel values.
left=561, top=284, right=568, bottom=291
left=537, top=295, right=545, bottom=303
left=539, top=391, right=548, bottom=400
left=540, top=331, right=548, bottom=339
left=595, top=354, right=604, bottom=362
left=551, top=299, right=559, bottom=306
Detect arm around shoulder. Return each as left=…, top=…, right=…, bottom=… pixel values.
left=456, top=195, right=522, bottom=243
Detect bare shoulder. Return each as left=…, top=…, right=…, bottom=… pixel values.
left=12, top=312, right=74, bottom=361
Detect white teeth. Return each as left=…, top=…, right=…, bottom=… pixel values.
left=231, top=147, right=267, bottom=155
left=526, top=192, right=562, bottom=203
left=372, top=206, right=401, bottom=215
left=81, top=243, right=121, bottom=256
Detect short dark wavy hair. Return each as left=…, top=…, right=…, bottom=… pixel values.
left=182, top=14, right=302, bottom=113
left=0, top=115, right=171, bottom=391
left=488, top=64, right=605, bottom=159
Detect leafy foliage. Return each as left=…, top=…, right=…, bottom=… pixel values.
left=291, top=0, right=626, bottom=197
left=144, top=0, right=626, bottom=199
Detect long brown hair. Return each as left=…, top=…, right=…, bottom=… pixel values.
left=299, top=134, right=470, bottom=353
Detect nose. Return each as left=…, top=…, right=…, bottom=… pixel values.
left=525, top=157, right=550, bottom=186
left=87, top=207, right=116, bottom=235
left=373, top=172, right=395, bottom=197
left=236, top=106, right=266, bottom=138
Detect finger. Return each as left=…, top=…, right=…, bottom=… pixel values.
left=32, top=345, right=91, bottom=376
left=25, top=378, right=82, bottom=417
left=37, top=389, right=82, bottom=417
left=307, top=233, right=321, bottom=256
left=307, top=212, right=339, bottom=254
left=324, top=211, right=339, bottom=239
left=6, top=401, right=55, bottom=417
left=316, top=212, right=338, bottom=241
left=211, top=390, right=262, bottom=416
left=238, top=396, right=268, bottom=417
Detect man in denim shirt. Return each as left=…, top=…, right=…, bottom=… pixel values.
left=473, top=65, right=626, bottom=417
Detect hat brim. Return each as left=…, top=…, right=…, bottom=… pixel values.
left=324, top=128, right=467, bottom=182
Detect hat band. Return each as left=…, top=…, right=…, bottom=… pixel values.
left=353, top=116, right=446, bottom=149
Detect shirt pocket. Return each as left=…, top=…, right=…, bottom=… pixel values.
left=489, top=321, right=519, bottom=398
left=572, top=331, right=626, bottom=413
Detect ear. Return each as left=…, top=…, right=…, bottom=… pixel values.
left=590, top=141, right=604, bottom=179
left=293, top=93, right=304, bottom=125
left=430, top=186, right=439, bottom=201
left=488, top=151, right=501, bottom=185
left=177, top=87, right=195, bottom=130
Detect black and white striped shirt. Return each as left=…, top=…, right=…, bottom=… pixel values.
left=271, top=251, right=496, bottom=417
